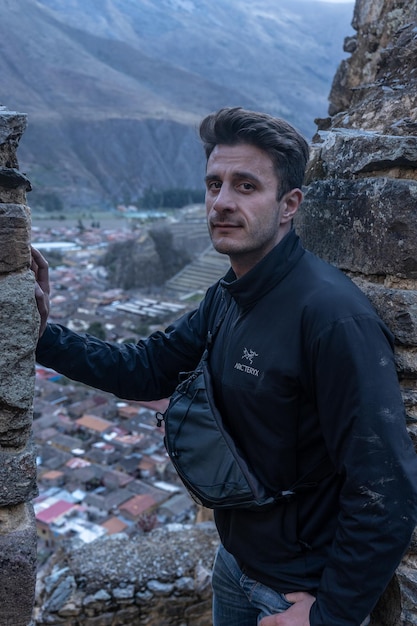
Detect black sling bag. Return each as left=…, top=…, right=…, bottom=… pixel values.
left=156, top=317, right=333, bottom=510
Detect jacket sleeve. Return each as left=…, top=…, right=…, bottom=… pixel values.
left=308, top=314, right=417, bottom=626
left=36, top=304, right=209, bottom=401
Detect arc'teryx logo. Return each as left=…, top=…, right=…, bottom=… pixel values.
left=242, top=348, right=259, bottom=365
left=234, top=347, right=260, bottom=377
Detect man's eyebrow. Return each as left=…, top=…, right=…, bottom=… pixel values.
left=204, top=173, right=221, bottom=183
left=232, top=170, right=261, bottom=184
left=205, top=171, right=262, bottom=184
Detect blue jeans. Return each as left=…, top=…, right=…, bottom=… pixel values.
left=212, top=544, right=371, bottom=626
left=212, top=544, right=294, bottom=626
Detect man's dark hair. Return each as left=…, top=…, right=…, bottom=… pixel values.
left=199, top=107, right=310, bottom=199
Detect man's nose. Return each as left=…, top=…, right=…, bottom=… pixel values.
left=212, top=185, right=236, bottom=213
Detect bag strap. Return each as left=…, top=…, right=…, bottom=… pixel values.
left=168, top=297, right=334, bottom=504
left=205, top=300, right=335, bottom=501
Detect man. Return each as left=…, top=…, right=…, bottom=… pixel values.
left=32, top=107, right=417, bottom=625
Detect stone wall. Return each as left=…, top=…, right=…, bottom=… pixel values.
left=0, top=107, right=38, bottom=625
left=34, top=523, right=218, bottom=626
left=295, top=0, right=417, bottom=623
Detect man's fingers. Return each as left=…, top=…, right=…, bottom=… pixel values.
left=31, top=247, right=51, bottom=337
left=258, top=592, right=315, bottom=626
left=34, top=282, right=48, bottom=329
left=30, top=246, right=50, bottom=295
left=31, top=245, right=46, bottom=268
left=284, top=592, right=314, bottom=603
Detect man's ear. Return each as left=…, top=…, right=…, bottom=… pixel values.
left=280, top=188, right=303, bottom=223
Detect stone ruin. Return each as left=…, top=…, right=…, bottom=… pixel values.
left=295, top=1, right=417, bottom=623
left=0, top=108, right=38, bottom=626
left=1, top=0, right=417, bottom=623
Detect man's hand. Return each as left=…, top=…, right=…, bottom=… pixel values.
left=31, top=246, right=50, bottom=337
left=259, top=592, right=315, bottom=626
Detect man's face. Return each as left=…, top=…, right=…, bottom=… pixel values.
left=205, top=143, right=298, bottom=278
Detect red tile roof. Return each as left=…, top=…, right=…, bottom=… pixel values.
left=76, top=414, right=113, bottom=433
left=101, top=516, right=129, bottom=535
left=36, top=500, right=75, bottom=525
left=119, top=494, right=156, bottom=520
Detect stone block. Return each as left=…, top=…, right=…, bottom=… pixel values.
left=352, top=279, right=417, bottom=346
left=0, top=503, right=37, bottom=626
left=0, top=204, right=31, bottom=272
left=0, top=272, right=38, bottom=408
left=0, top=110, right=27, bottom=168
left=44, top=575, right=76, bottom=614
left=0, top=440, right=38, bottom=506
left=396, top=566, right=417, bottom=625
left=184, top=599, right=213, bottom=625
left=0, top=110, right=27, bottom=146
left=306, top=130, right=417, bottom=182
left=0, top=406, right=33, bottom=450
left=394, top=347, right=417, bottom=380
left=352, top=0, right=385, bottom=29
left=399, top=383, right=417, bottom=437
left=112, top=606, right=141, bottom=624
left=297, top=177, right=417, bottom=277
left=83, top=615, right=114, bottom=626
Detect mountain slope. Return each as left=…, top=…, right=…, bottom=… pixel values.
left=0, top=0, right=354, bottom=210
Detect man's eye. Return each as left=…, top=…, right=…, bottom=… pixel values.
left=208, top=181, right=221, bottom=190
left=238, top=182, right=255, bottom=192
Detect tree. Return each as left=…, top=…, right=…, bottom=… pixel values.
left=86, top=321, right=106, bottom=340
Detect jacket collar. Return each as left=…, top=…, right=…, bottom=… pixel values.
left=220, top=229, right=304, bottom=309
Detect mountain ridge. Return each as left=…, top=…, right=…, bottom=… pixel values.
left=0, top=0, right=355, bottom=210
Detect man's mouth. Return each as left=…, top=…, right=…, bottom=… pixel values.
left=210, top=222, right=241, bottom=229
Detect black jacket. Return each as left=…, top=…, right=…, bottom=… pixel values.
left=37, top=230, right=417, bottom=625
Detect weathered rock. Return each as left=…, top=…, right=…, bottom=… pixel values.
left=305, top=129, right=417, bottom=181
left=395, top=347, right=417, bottom=381
left=0, top=167, right=32, bottom=190
left=351, top=279, right=417, bottom=347
left=0, top=503, right=37, bottom=626
left=0, top=106, right=36, bottom=626
left=0, top=204, right=32, bottom=272
left=43, top=575, right=77, bottom=614
left=35, top=523, right=220, bottom=626
left=297, top=177, right=417, bottom=277
left=0, top=441, right=38, bottom=506
left=326, top=0, right=417, bottom=135
left=0, top=108, right=27, bottom=169
left=0, top=273, right=39, bottom=438
left=304, top=1, right=417, bottom=622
